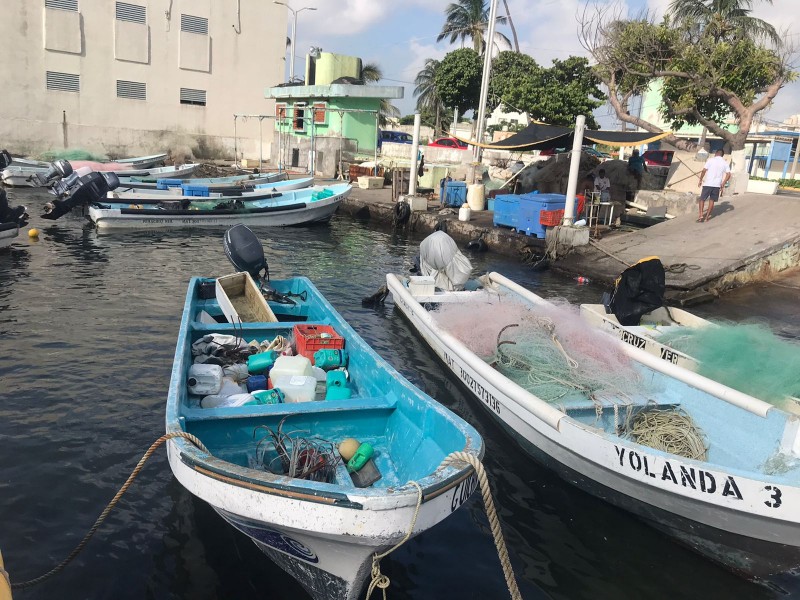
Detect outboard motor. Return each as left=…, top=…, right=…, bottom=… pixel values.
left=0, top=149, right=12, bottom=171
left=0, top=188, right=29, bottom=227
left=224, top=224, right=270, bottom=282
left=41, top=161, right=120, bottom=220
left=607, top=257, right=666, bottom=326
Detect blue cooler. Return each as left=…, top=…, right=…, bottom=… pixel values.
left=517, top=193, right=567, bottom=238
left=493, top=194, right=521, bottom=229
left=440, top=181, right=467, bottom=207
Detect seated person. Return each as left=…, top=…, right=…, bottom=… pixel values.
left=627, top=149, right=648, bottom=188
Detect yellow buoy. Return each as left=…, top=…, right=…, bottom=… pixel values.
left=0, top=549, right=12, bottom=600
left=338, top=438, right=361, bottom=461
left=28, top=228, right=39, bottom=238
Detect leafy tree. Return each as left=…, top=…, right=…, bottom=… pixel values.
left=489, top=52, right=605, bottom=128
left=437, top=0, right=509, bottom=54
left=414, top=59, right=447, bottom=134
left=435, top=48, right=483, bottom=116
left=579, top=3, right=794, bottom=153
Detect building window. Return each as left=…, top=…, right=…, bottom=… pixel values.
left=116, top=2, right=146, bottom=24
left=293, top=105, right=305, bottom=131
left=45, top=0, right=78, bottom=10
left=180, top=88, right=206, bottom=106
left=117, top=80, right=146, bottom=100
left=276, top=103, right=287, bottom=121
left=46, top=71, right=80, bottom=92
left=313, top=102, right=326, bottom=125
left=181, top=14, right=208, bottom=35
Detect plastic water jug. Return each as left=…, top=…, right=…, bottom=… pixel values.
left=187, top=364, right=223, bottom=395
left=251, top=389, right=284, bottom=405
left=314, top=349, right=348, bottom=370
left=272, top=375, right=317, bottom=403
left=248, top=351, right=278, bottom=375
left=246, top=375, right=269, bottom=393
left=458, top=205, right=472, bottom=222
left=270, top=355, right=313, bottom=381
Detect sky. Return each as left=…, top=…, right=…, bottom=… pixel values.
left=278, top=0, right=799, bottom=130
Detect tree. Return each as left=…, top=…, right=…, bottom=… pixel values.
left=414, top=59, right=447, bottom=134
left=362, top=62, right=400, bottom=126
left=579, top=3, right=794, bottom=155
left=437, top=0, right=509, bottom=54
left=489, top=52, right=605, bottom=128
left=501, top=0, right=519, bottom=52
left=434, top=49, right=483, bottom=117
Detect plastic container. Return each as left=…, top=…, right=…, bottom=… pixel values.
left=201, top=393, right=256, bottom=409
left=251, top=389, right=284, bottom=405
left=466, top=184, right=485, bottom=211
left=187, top=364, right=224, bottom=396
left=408, top=275, right=435, bottom=297
left=246, top=375, right=269, bottom=393
left=314, top=349, right=348, bottom=370
left=325, top=370, right=352, bottom=400
left=248, top=351, right=277, bottom=375
left=575, top=276, right=591, bottom=284
left=224, top=363, right=250, bottom=382
left=458, top=205, right=472, bottom=222
left=293, top=324, right=345, bottom=362
left=272, top=374, right=317, bottom=403
left=270, top=355, right=313, bottom=381
left=440, top=180, right=467, bottom=207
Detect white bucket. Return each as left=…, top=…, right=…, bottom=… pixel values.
left=458, top=205, right=472, bottom=222
left=466, top=184, right=485, bottom=211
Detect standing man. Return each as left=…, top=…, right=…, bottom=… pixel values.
left=697, top=150, right=732, bottom=222
left=594, top=168, right=612, bottom=203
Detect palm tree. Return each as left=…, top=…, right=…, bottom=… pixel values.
left=361, top=62, right=400, bottom=126
left=414, top=59, right=446, bottom=134
left=501, top=0, right=519, bottom=52
left=437, top=0, right=510, bottom=54
left=669, top=0, right=781, bottom=45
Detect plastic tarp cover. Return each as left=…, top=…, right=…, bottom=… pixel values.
left=419, top=231, right=473, bottom=291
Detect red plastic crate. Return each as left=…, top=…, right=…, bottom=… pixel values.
left=539, top=209, right=564, bottom=227
left=293, top=324, right=345, bottom=362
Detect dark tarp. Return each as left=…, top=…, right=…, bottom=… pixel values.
left=466, top=122, right=671, bottom=150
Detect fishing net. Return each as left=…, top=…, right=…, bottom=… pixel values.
left=37, top=149, right=107, bottom=162
left=660, top=320, right=800, bottom=405
left=433, top=294, right=649, bottom=403
left=626, top=409, right=708, bottom=460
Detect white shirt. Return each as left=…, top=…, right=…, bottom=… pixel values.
left=594, top=176, right=611, bottom=192
left=702, top=156, right=731, bottom=188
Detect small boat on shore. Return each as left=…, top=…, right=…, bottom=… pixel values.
left=386, top=264, right=800, bottom=578
left=89, top=184, right=350, bottom=229
left=113, top=152, right=168, bottom=169
left=116, top=171, right=287, bottom=190
left=166, top=226, right=482, bottom=600
left=2, top=162, right=198, bottom=187
left=111, top=176, right=314, bottom=200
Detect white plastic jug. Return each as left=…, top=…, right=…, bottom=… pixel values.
left=270, top=355, right=313, bottom=382
left=272, top=375, right=317, bottom=403
left=458, top=205, right=472, bottom=222
left=187, top=364, right=223, bottom=395
left=466, top=183, right=485, bottom=211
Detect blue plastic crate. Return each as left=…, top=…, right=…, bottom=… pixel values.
left=156, top=178, right=183, bottom=190
left=440, top=181, right=467, bottom=207
left=180, top=184, right=211, bottom=197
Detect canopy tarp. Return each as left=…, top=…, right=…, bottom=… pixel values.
left=463, top=123, right=671, bottom=150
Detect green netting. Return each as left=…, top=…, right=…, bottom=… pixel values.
left=36, top=149, right=107, bottom=162
left=660, top=322, right=800, bottom=404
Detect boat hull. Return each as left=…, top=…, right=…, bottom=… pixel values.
left=89, top=192, right=345, bottom=229
left=387, top=273, right=800, bottom=578
left=0, top=224, right=19, bottom=248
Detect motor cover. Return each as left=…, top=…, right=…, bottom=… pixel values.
left=608, top=257, right=666, bottom=326
left=224, top=224, right=268, bottom=279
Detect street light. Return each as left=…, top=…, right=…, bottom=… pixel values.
left=273, top=1, right=317, bottom=82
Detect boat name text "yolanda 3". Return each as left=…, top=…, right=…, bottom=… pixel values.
left=444, top=352, right=501, bottom=415
left=614, top=446, right=784, bottom=508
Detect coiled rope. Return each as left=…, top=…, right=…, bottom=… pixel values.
left=10, top=432, right=208, bottom=590
left=367, top=452, right=521, bottom=600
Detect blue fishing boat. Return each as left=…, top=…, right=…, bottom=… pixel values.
left=111, top=176, right=314, bottom=200
left=117, top=171, right=287, bottom=190
left=88, top=184, right=351, bottom=229
left=165, top=226, right=483, bottom=600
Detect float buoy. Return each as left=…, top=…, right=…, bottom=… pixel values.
left=28, top=228, right=39, bottom=238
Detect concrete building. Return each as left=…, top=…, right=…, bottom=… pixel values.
left=266, top=52, right=403, bottom=177
left=0, top=0, right=285, bottom=161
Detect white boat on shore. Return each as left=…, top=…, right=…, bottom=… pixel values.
left=386, top=268, right=800, bottom=578
left=113, top=152, right=168, bottom=169
left=2, top=162, right=198, bottom=187
left=111, top=176, right=313, bottom=200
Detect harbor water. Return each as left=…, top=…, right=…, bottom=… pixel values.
left=1, top=187, right=798, bottom=599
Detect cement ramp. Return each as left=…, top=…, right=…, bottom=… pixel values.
left=554, top=192, right=800, bottom=301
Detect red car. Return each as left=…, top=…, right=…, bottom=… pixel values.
left=428, top=137, right=469, bottom=149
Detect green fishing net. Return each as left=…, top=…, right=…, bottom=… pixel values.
left=37, top=149, right=107, bottom=162
left=661, top=321, right=800, bottom=404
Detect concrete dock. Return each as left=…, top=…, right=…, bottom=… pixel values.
left=339, top=180, right=800, bottom=302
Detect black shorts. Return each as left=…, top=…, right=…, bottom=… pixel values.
left=699, top=186, right=720, bottom=201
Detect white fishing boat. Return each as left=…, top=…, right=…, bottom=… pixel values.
left=386, top=262, right=800, bottom=578
left=111, top=176, right=314, bottom=200
left=1, top=166, right=46, bottom=187
left=89, top=184, right=350, bottom=229
left=0, top=223, right=20, bottom=249
left=166, top=226, right=483, bottom=600
left=114, top=152, right=168, bottom=169
left=2, top=162, right=199, bottom=187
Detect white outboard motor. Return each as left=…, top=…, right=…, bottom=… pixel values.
left=419, top=230, right=472, bottom=291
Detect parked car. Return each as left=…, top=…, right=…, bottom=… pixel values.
left=378, top=130, right=413, bottom=149
left=428, top=137, right=469, bottom=149
left=643, top=150, right=675, bottom=167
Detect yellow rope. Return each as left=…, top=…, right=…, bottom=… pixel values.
left=10, top=432, right=208, bottom=590
left=365, top=481, right=423, bottom=600
left=442, top=452, right=522, bottom=600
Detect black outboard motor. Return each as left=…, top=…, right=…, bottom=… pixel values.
left=0, top=149, right=12, bottom=171
left=41, top=161, right=120, bottom=220
left=224, top=224, right=269, bottom=282
left=0, top=188, right=29, bottom=227
left=607, top=257, right=666, bottom=326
